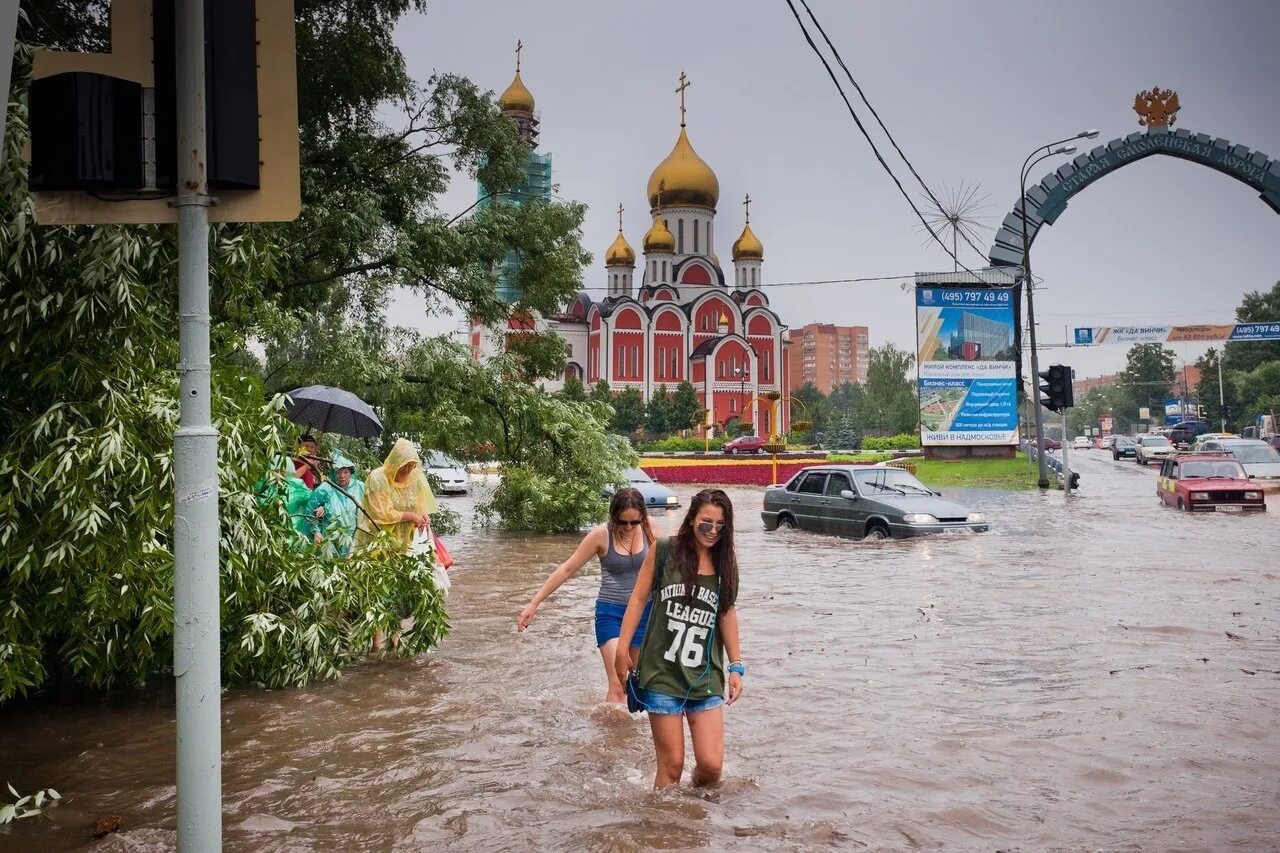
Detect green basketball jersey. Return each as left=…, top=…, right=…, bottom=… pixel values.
left=636, top=538, right=725, bottom=700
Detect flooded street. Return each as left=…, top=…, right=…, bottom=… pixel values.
left=3, top=453, right=1278, bottom=851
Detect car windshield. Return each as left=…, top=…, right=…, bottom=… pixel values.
left=623, top=468, right=654, bottom=483
left=853, top=468, right=934, bottom=495
left=1116, top=437, right=1134, bottom=446
left=1180, top=461, right=1246, bottom=479
left=1224, top=444, right=1280, bottom=464
left=425, top=452, right=458, bottom=468
left=1140, top=436, right=1170, bottom=446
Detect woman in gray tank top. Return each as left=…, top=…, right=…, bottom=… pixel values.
left=517, top=488, right=657, bottom=704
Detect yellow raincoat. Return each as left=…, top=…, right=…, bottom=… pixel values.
left=357, top=438, right=438, bottom=551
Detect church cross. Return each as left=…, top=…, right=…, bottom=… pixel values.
left=515, top=39, right=523, bottom=73
left=617, top=202, right=624, bottom=231
left=675, top=71, right=691, bottom=127
left=743, top=194, right=752, bottom=223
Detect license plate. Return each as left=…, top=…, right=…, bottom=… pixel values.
left=1214, top=505, right=1242, bottom=513
left=942, top=527, right=969, bottom=535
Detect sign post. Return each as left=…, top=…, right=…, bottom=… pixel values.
left=171, top=3, right=222, bottom=849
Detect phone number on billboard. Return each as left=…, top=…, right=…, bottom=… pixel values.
left=939, top=290, right=1010, bottom=304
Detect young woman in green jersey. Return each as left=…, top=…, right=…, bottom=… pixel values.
left=614, top=488, right=744, bottom=788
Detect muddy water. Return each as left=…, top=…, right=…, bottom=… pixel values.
left=2, top=453, right=1278, bottom=851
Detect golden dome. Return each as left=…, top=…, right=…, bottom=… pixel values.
left=605, top=230, right=635, bottom=266
left=643, top=215, right=675, bottom=253
left=718, top=311, right=730, bottom=326
left=732, top=222, right=764, bottom=260
left=498, top=71, right=535, bottom=113
left=646, top=127, right=719, bottom=210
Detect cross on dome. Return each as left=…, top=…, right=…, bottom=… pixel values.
left=675, top=71, right=691, bottom=127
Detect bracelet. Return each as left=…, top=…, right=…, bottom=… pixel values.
left=727, top=663, right=745, bottom=676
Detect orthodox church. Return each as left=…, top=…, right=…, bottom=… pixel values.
left=471, top=57, right=791, bottom=436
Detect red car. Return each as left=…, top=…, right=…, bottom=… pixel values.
left=723, top=434, right=766, bottom=454
left=1155, top=453, right=1266, bottom=513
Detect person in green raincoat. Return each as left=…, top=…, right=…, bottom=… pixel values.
left=255, top=455, right=314, bottom=542
left=306, top=451, right=365, bottom=556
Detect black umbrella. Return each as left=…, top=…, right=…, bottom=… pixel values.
left=285, top=385, right=382, bottom=438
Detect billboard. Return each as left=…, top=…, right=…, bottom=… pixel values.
left=1074, top=323, right=1280, bottom=346
left=916, top=287, right=1019, bottom=446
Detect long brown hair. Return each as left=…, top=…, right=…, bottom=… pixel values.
left=671, top=488, right=737, bottom=613
left=607, top=487, right=656, bottom=546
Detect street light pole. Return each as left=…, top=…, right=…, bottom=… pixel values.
left=736, top=366, right=749, bottom=432
left=1218, top=352, right=1227, bottom=431
left=1018, top=130, right=1098, bottom=489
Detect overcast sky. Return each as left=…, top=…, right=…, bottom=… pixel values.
left=389, top=0, right=1280, bottom=381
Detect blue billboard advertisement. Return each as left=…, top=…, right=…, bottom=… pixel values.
left=916, top=287, right=1019, bottom=446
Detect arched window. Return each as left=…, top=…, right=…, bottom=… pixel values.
left=693, top=220, right=700, bottom=253
left=671, top=348, right=678, bottom=378
left=730, top=398, right=736, bottom=414
left=662, top=260, right=667, bottom=280
left=631, top=345, right=639, bottom=378
left=677, top=219, right=684, bottom=254
left=657, top=347, right=665, bottom=379
left=752, top=267, right=758, bottom=288
left=617, top=344, right=625, bottom=376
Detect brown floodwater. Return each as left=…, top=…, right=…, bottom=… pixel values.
left=2, top=453, right=1278, bottom=851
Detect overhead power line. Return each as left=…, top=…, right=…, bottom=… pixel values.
left=783, top=0, right=981, bottom=278
left=796, top=0, right=989, bottom=263
left=572, top=273, right=920, bottom=293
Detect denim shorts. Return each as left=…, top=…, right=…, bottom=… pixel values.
left=630, top=685, right=724, bottom=716
left=594, top=598, right=652, bottom=648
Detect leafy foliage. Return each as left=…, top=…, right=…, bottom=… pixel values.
left=1116, top=343, right=1175, bottom=418
left=645, top=384, right=674, bottom=435
left=669, top=381, right=704, bottom=434
left=610, top=388, right=646, bottom=435
left=1224, top=281, right=1280, bottom=374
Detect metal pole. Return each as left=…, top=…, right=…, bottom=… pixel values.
left=1061, top=407, right=1071, bottom=495
left=172, top=1, right=222, bottom=850
left=1019, top=168, right=1050, bottom=489
left=1218, top=353, right=1226, bottom=431
left=0, top=0, right=19, bottom=147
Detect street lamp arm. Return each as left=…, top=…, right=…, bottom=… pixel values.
left=1020, top=132, right=1094, bottom=184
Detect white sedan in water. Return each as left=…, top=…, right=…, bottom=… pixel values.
left=1134, top=434, right=1176, bottom=465
left=1072, top=436, right=1091, bottom=450
left=425, top=452, right=471, bottom=494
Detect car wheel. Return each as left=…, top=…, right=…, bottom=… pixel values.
left=726, top=448, right=735, bottom=455
left=1177, top=498, right=1185, bottom=511
left=864, top=523, right=890, bottom=541
left=777, top=515, right=795, bottom=530
left=756, top=447, right=765, bottom=455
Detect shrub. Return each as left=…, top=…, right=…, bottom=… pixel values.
left=861, top=433, right=921, bottom=451
left=637, top=436, right=710, bottom=453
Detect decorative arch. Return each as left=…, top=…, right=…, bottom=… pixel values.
left=989, top=127, right=1280, bottom=268
left=614, top=306, right=644, bottom=329
left=654, top=306, right=685, bottom=331
left=747, top=313, right=776, bottom=336
left=680, top=263, right=713, bottom=285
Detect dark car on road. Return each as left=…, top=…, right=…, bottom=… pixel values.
left=723, top=434, right=766, bottom=454
left=1112, top=436, right=1137, bottom=460
left=762, top=465, right=989, bottom=540
left=1156, top=453, right=1265, bottom=513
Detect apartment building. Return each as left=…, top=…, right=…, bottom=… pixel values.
left=788, top=323, right=870, bottom=394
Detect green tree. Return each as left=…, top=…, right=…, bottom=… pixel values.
left=1224, top=281, right=1280, bottom=374
left=791, top=382, right=828, bottom=440
left=859, top=345, right=918, bottom=435
left=669, top=381, right=704, bottom=433
left=611, top=388, right=646, bottom=435
left=559, top=375, right=587, bottom=401
left=1117, top=343, right=1175, bottom=420
left=1194, top=348, right=1235, bottom=430
left=645, top=384, right=674, bottom=436
left=591, top=379, right=613, bottom=404
left=1233, top=361, right=1280, bottom=430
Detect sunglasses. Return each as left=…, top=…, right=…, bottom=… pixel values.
left=696, top=521, right=726, bottom=535
left=615, top=519, right=644, bottom=527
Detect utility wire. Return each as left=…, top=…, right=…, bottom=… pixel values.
left=570, top=273, right=920, bottom=293
left=797, top=0, right=989, bottom=262
left=783, top=0, right=981, bottom=279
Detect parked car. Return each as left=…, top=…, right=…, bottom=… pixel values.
left=1135, top=434, right=1176, bottom=465
left=1042, top=437, right=1062, bottom=450
left=1071, top=436, right=1091, bottom=450
left=604, top=468, right=680, bottom=508
left=1166, top=420, right=1210, bottom=446
left=723, top=434, right=766, bottom=454
left=1156, top=453, right=1266, bottom=512
left=761, top=465, right=988, bottom=540
left=1112, top=436, right=1137, bottom=460
left=425, top=452, right=471, bottom=494
left=1196, top=438, right=1280, bottom=489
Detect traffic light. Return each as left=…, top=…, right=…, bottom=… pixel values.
left=26, top=0, right=299, bottom=224
left=1038, top=364, right=1074, bottom=413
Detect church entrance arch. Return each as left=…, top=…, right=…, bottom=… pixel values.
left=988, top=127, right=1280, bottom=269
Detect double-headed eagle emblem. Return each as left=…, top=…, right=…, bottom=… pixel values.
left=1133, top=86, right=1180, bottom=128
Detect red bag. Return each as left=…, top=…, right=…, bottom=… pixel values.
left=432, top=532, right=455, bottom=569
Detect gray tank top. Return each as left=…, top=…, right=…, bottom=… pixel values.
left=597, top=527, right=649, bottom=605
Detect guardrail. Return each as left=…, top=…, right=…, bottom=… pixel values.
left=1022, top=440, right=1079, bottom=489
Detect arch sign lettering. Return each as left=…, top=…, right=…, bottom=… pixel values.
left=989, top=122, right=1280, bottom=269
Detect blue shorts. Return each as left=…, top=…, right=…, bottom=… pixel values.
left=630, top=685, right=724, bottom=716
left=594, top=598, right=652, bottom=648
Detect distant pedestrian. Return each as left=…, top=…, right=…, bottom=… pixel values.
left=306, top=451, right=365, bottom=556
left=615, top=488, right=743, bottom=788
left=517, top=488, right=657, bottom=705
left=357, top=438, right=438, bottom=553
